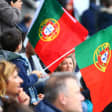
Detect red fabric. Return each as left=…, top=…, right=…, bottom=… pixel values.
left=35, top=12, right=88, bottom=72
left=80, top=51, right=112, bottom=112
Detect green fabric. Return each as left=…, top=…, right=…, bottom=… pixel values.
left=75, top=26, right=112, bottom=69
left=27, top=0, right=64, bottom=47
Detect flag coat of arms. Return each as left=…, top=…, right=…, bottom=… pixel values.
left=75, top=26, right=112, bottom=112
left=27, top=0, right=88, bottom=72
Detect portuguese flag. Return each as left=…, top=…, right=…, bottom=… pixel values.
left=75, top=26, right=112, bottom=112
left=27, top=0, right=88, bottom=72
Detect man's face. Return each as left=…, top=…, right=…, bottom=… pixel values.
left=64, top=78, right=84, bottom=112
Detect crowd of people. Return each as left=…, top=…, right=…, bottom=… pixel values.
left=0, top=0, right=112, bottom=112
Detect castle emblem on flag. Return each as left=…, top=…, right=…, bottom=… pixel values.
left=93, top=42, right=111, bottom=72
left=39, top=18, right=60, bottom=41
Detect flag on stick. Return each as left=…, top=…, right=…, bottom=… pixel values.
left=75, top=26, right=112, bottom=112
left=27, top=0, right=88, bottom=72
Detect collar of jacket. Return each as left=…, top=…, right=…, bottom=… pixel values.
left=0, top=50, right=20, bottom=61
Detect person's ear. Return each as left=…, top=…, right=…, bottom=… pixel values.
left=16, top=42, right=22, bottom=52
left=58, top=93, right=66, bottom=105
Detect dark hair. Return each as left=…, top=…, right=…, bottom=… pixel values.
left=1, top=97, right=33, bottom=112
left=22, top=16, right=32, bottom=24
left=58, top=0, right=69, bottom=8
left=100, top=0, right=112, bottom=7
left=5, top=0, right=17, bottom=4
left=90, top=0, right=96, bottom=3
left=44, top=72, right=76, bottom=103
left=0, top=28, right=22, bottom=52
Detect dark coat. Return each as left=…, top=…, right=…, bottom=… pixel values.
left=35, top=99, right=62, bottom=112
left=97, top=7, right=112, bottom=31
left=81, top=3, right=99, bottom=36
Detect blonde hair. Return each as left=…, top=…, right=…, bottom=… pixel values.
left=55, top=54, right=76, bottom=72
left=0, top=60, right=17, bottom=96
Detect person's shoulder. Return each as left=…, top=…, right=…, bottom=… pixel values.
left=35, top=100, right=49, bottom=112
left=35, top=100, right=61, bottom=112
left=0, top=50, right=20, bottom=61
left=11, top=55, right=28, bottom=67
left=0, top=0, right=7, bottom=4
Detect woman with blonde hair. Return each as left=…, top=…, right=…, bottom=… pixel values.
left=0, top=60, right=29, bottom=105
left=55, top=54, right=76, bottom=72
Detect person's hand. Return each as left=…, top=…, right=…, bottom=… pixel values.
left=31, top=70, right=42, bottom=78
left=11, top=0, right=23, bottom=10
left=32, top=93, right=45, bottom=106
left=40, top=74, right=49, bottom=78
left=38, top=93, right=44, bottom=100
left=18, top=88, right=30, bottom=105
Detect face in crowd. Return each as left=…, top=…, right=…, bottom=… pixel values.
left=45, top=72, right=84, bottom=112
left=62, top=78, right=84, bottom=112
left=58, top=55, right=76, bottom=72
left=6, top=69, right=23, bottom=96
left=0, top=60, right=23, bottom=97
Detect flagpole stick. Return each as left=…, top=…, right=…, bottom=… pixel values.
left=63, top=8, right=77, bottom=23
left=23, top=0, right=45, bottom=48
left=28, top=0, right=45, bottom=33
left=43, top=48, right=75, bottom=71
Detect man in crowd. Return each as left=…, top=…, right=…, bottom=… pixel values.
left=35, top=72, right=84, bottom=112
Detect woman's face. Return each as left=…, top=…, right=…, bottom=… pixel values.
left=6, top=70, right=23, bottom=96
left=60, top=57, right=74, bottom=72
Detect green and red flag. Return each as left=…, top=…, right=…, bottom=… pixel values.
left=75, top=26, right=112, bottom=112
left=27, top=0, right=88, bottom=72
